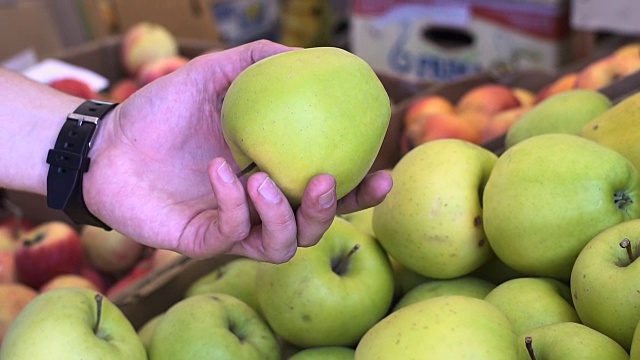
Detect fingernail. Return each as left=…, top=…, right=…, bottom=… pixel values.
left=258, top=177, right=281, bottom=204
left=217, top=161, right=235, bottom=184
left=318, top=187, right=336, bottom=209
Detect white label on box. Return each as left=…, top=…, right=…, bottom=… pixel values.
left=21, top=58, right=109, bottom=91
left=351, top=2, right=481, bottom=84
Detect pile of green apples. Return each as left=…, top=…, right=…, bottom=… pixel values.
left=5, top=45, right=640, bottom=359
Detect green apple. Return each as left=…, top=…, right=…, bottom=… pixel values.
left=221, top=47, right=391, bottom=206
left=256, top=217, right=394, bottom=348
left=184, top=257, right=260, bottom=313
left=288, top=346, right=355, bottom=360
left=148, top=293, right=280, bottom=360
left=630, top=318, right=640, bottom=360
left=580, top=91, right=640, bottom=172
left=373, top=139, right=497, bottom=279
left=483, top=133, right=640, bottom=281
left=341, top=207, right=375, bottom=237
left=393, top=276, right=495, bottom=311
left=138, top=312, right=163, bottom=350
left=470, top=254, right=526, bottom=285
left=0, top=287, right=146, bottom=359
left=389, top=255, right=430, bottom=301
left=355, top=295, right=518, bottom=359
left=505, top=89, right=612, bottom=148
left=517, top=322, right=629, bottom=360
left=484, top=277, right=579, bottom=336
left=571, top=218, right=640, bottom=350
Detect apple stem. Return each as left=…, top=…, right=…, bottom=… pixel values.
left=93, top=293, right=104, bottom=334
left=23, top=232, right=45, bottom=247
left=620, top=238, right=635, bottom=262
left=235, top=162, right=257, bottom=178
left=525, top=336, right=537, bottom=360
left=333, top=243, right=361, bottom=275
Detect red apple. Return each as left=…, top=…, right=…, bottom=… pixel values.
left=80, top=225, right=145, bottom=276
left=105, top=257, right=154, bottom=300
left=0, top=250, right=16, bottom=284
left=455, top=84, right=521, bottom=118
left=40, top=273, right=101, bottom=293
left=136, top=55, right=188, bottom=85
left=14, top=221, right=84, bottom=289
left=108, top=78, right=139, bottom=103
left=0, top=283, right=38, bottom=344
left=121, top=21, right=179, bottom=75
left=534, top=72, right=578, bottom=103
left=78, top=266, right=113, bottom=293
left=48, top=78, right=98, bottom=99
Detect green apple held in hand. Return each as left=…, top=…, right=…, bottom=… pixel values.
left=483, top=133, right=640, bottom=281
left=518, top=322, right=629, bottom=360
left=148, top=293, right=280, bottom=360
left=0, top=287, right=146, bottom=360
left=185, top=257, right=260, bottom=313
left=505, top=89, right=612, bottom=148
left=373, top=139, right=497, bottom=279
left=256, top=217, right=394, bottom=348
left=571, top=218, right=640, bottom=350
left=221, top=47, right=390, bottom=206
left=355, top=295, right=518, bottom=359
left=393, top=276, right=495, bottom=312
left=484, top=277, right=579, bottom=336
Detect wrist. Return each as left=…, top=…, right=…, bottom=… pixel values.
left=46, top=100, right=118, bottom=229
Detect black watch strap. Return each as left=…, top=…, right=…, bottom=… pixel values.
left=46, top=100, right=118, bottom=230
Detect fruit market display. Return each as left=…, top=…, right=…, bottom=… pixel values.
left=0, top=212, right=181, bottom=347
left=400, top=41, right=640, bottom=151
left=5, top=23, right=640, bottom=360
left=45, top=22, right=189, bottom=103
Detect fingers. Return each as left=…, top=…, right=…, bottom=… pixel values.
left=336, top=170, right=393, bottom=215
left=295, top=174, right=337, bottom=247
left=207, top=158, right=252, bottom=247
left=240, top=172, right=298, bottom=263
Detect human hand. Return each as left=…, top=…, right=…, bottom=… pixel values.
left=84, top=40, right=392, bottom=263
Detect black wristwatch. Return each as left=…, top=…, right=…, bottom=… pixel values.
left=46, top=100, right=118, bottom=230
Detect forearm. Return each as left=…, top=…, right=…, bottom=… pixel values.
left=0, top=68, right=85, bottom=195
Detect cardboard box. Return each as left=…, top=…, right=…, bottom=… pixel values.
left=112, top=0, right=280, bottom=47
left=0, top=2, right=64, bottom=62
left=350, top=0, right=571, bottom=85
left=571, top=0, right=640, bottom=36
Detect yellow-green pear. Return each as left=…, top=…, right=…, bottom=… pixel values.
left=483, top=133, right=640, bottom=281
left=355, top=295, right=518, bottom=359
left=373, top=139, right=497, bottom=279
left=484, top=277, right=580, bottom=336
left=221, top=47, right=391, bottom=206
left=506, top=89, right=612, bottom=148
left=581, top=91, right=640, bottom=172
